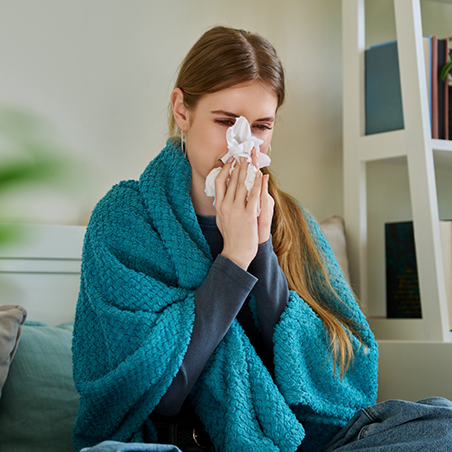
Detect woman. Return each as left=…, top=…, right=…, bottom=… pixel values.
left=72, top=26, right=452, bottom=452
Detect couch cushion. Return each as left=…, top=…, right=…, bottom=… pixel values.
left=0, top=321, right=78, bottom=452
left=319, top=215, right=350, bottom=283
left=0, top=305, right=27, bottom=397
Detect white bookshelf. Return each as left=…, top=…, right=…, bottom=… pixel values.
left=342, top=0, right=452, bottom=342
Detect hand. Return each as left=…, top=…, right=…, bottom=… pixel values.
left=214, top=157, right=262, bottom=270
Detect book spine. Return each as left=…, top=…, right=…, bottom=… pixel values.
left=430, top=37, right=433, bottom=130
left=385, top=221, right=422, bottom=319
left=432, top=36, right=439, bottom=139
left=445, top=38, right=450, bottom=141
left=424, top=36, right=433, bottom=131
left=365, top=41, right=404, bottom=135
left=438, top=39, right=446, bottom=139
left=449, top=84, right=452, bottom=141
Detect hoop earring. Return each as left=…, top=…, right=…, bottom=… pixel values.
left=180, top=129, right=187, bottom=158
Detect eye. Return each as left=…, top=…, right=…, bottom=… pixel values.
left=215, top=119, right=236, bottom=127
left=253, top=124, right=272, bottom=131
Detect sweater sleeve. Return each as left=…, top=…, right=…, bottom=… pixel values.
left=154, top=254, right=257, bottom=416
left=247, top=237, right=289, bottom=367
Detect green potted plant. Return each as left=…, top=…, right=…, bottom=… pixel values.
left=440, top=47, right=452, bottom=82
left=0, top=106, right=69, bottom=246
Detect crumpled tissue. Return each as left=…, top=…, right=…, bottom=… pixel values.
left=204, top=116, right=271, bottom=202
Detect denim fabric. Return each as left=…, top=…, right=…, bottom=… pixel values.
left=80, top=441, right=182, bottom=452
left=81, top=398, right=452, bottom=452
left=324, top=397, right=452, bottom=451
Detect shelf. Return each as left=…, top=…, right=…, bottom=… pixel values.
left=368, top=317, right=452, bottom=341
left=356, top=132, right=452, bottom=164
left=432, top=139, right=452, bottom=152
left=343, top=0, right=452, bottom=343
left=358, top=130, right=407, bottom=162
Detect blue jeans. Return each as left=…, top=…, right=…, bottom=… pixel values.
left=80, top=442, right=182, bottom=452
left=81, top=398, right=452, bottom=452
left=324, top=397, right=452, bottom=451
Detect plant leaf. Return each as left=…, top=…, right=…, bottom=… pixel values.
left=440, top=62, right=452, bottom=82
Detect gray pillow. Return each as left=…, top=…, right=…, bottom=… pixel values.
left=0, top=321, right=79, bottom=452
left=0, top=305, right=27, bottom=397
left=319, top=215, right=350, bottom=283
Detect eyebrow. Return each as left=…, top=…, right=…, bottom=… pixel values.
left=211, top=110, right=275, bottom=122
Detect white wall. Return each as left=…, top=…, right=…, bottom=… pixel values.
left=0, top=0, right=343, bottom=226
left=1, top=0, right=450, bottom=235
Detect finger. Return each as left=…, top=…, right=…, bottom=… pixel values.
left=251, top=148, right=259, bottom=170
left=214, top=161, right=233, bottom=203
left=262, top=173, right=269, bottom=194
left=234, top=159, right=251, bottom=199
left=223, top=158, right=241, bottom=201
left=261, top=175, right=275, bottom=219
left=263, top=174, right=274, bottom=201
left=258, top=173, right=265, bottom=210
left=246, top=170, right=263, bottom=213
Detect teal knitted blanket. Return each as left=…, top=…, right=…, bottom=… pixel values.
left=72, top=139, right=378, bottom=452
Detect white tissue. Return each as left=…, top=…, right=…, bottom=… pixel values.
left=204, top=167, right=222, bottom=198
left=204, top=116, right=271, bottom=201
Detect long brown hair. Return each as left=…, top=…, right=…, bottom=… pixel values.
left=170, top=26, right=362, bottom=376
left=169, top=26, right=285, bottom=135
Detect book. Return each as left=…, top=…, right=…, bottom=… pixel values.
left=385, top=221, right=422, bottom=318
left=444, top=38, right=449, bottom=140
left=449, top=84, right=452, bottom=140
left=432, top=36, right=439, bottom=138
left=449, top=38, right=452, bottom=140
left=365, top=41, right=404, bottom=135
left=438, top=38, right=447, bottom=139
left=385, top=221, right=452, bottom=328
left=424, top=36, right=432, bottom=130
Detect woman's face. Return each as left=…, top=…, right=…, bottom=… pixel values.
left=182, top=81, right=278, bottom=204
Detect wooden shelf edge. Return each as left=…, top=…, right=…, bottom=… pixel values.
left=432, top=139, right=452, bottom=152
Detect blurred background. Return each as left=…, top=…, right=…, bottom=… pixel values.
left=0, top=0, right=451, bottom=229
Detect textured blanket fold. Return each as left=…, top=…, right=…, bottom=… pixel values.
left=72, top=139, right=378, bottom=452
